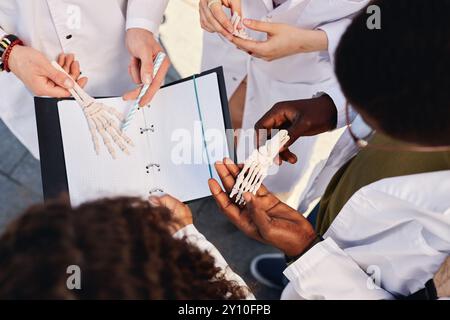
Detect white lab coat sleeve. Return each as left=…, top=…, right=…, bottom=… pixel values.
left=318, top=82, right=348, bottom=129
left=283, top=237, right=394, bottom=300
left=317, top=18, right=353, bottom=128
left=318, top=18, right=352, bottom=66
left=0, top=27, right=6, bottom=39
left=126, top=0, right=169, bottom=35
left=174, top=224, right=255, bottom=299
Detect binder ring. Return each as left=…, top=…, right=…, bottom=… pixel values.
left=149, top=188, right=164, bottom=195
left=140, top=125, right=155, bottom=134
left=146, top=163, right=161, bottom=172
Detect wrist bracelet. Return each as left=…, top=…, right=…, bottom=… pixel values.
left=1, top=35, right=22, bottom=72
left=0, top=35, right=19, bottom=57
left=2, top=39, right=23, bottom=72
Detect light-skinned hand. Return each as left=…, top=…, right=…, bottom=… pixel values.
left=199, top=0, right=242, bottom=41
left=149, top=194, right=193, bottom=234
left=232, top=19, right=328, bottom=61
left=8, top=46, right=84, bottom=97
left=122, top=28, right=170, bottom=107
left=56, top=53, right=88, bottom=88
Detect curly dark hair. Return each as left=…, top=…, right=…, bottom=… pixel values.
left=335, top=0, right=450, bottom=146
left=0, top=197, right=247, bottom=300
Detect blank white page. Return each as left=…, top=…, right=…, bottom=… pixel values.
left=58, top=98, right=150, bottom=206
left=58, top=72, right=229, bottom=205
left=142, top=72, right=229, bottom=201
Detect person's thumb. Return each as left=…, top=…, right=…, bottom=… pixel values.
left=284, top=116, right=312, bottom=149
left=47, top=66, right=74, bottom=89
left=140, top=54, right=154, bottom=85
left=243, top=19, right=276, bottom=34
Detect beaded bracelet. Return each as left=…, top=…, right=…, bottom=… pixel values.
left=0, top=35, right=19, bottom=56
left=0, top=35, right=22, bottom=72
left=2, top=39, right=23, bottom=72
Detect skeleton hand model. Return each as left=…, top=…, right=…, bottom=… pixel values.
left=51, top=61, right=134, bottom=159
left=230, top=130, right=290, bottom=205
left=231, top=12, right=253, bottom=40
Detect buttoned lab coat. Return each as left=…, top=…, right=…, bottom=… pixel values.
left=179, top=169, right=450, bottom=299
left=202, top=0, right=370, bottom=201
left=0, top=0, right=169, bottom=159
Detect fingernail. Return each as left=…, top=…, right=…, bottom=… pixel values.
left=143, top=74, right=152, bottom=85
left=64, top=78, right=74, bottom=89
left=149, top=197, right=160, bottom=207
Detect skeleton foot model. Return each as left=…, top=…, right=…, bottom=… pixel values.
left=231, top=12, right=253, bottom=40
left=230, top=130, right=290, bottom=205
left=52, top=61, right=134, bottom=159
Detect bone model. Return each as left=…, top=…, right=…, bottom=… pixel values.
left=231, top=12, right=253, bottom=40
left=51, top=61, right=134, bottom=159
left=230, top=130, right=290, bottom=204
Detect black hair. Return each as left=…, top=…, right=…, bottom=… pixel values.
left=335, top=0, right=450, bottom=146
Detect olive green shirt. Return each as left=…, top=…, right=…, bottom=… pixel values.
left=315, top=134, right=450, bottom=235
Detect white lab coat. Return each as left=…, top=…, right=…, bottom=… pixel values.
left=0, top=0, right=169, bottom=159
left=282, top=170, right=450, bottom=299
left=201, top=0, right=370, bottom=198
left=180, top=169, right=450, bottom=299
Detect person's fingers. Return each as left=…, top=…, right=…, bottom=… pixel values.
left=129, top=57, right=142, bottom=84
left=122, top=86, right=142, bottom=101
left=243, top=19, right=277, bottom=34
left=254, top=104, right=285, bottom=131
left=138, top=57, right=170, bottom=107
left=279, top=149, right=298, bottom=164
left=205, top=5, right=233, bottom=40
left=46, top=63, right=74, bottom=90
left=254, top=108, right=283, bottom=148
left=57, top=53, right=66, bottom=68
left=62, top=54, right=74, bottom=74
left=208, top=178, right=242, bottom=224
left=220, top=158, right=271, bottom=197
left=285, top=117, right=312, bottom=149
left=152, top=194, right=185, bottom=213
left=139, top=54, right=154, bottom=85
left=199, top=2, right=216, bottom=32
left=223, top=157, right=242, bottom=177
left=214, top=160, right=238, bottom=193
left=244, top=193, right=272, bottom=237
left=42, top=77, right=71, bottom=98
left=76, top=77, right=89, bottom=89
left=69, top=60, right=81, bottom=80
left=210, top=4, right=234, bottom=34
left=231, top=37, right=260, bottom=54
